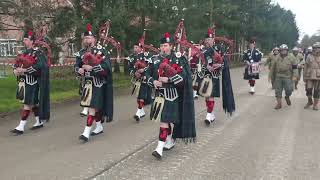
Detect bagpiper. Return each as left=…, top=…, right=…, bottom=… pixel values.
left=266, top=47, right=279, bottom=89
left=128, top=32, right=153, bottom=122
left=243, top=38, right=262, bottom=95
left=146, top=32, right=196, bottom=159
left=303, top=42, right=320, bottom=110
left=198, top=27, right=235, bottom=125
left=75, top=24, right=113, bottom=142
left=11, top=29, right=50, bottom=135
left=75, top=25, right=93, bottom=117
left=270, top=44, right=298, bottom=109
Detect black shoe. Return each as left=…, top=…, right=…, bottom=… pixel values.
left=249, top=92, right=255, bottom=95
left=204, top=119, right=211, bottom=126
left=79, top=135, right=89, bottom=142
left=90, top=131, right=103, bottom=136
left=30, top=124, right=44, bottom=130
left=152, top=151, right=162, bottom=160
left=10, top=129, right=23, bottom=135
left=134, top=115, right=140, bottom=122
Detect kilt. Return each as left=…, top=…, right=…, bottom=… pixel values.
left=210, top=77, right=220, bottom=97
left=243, top=66, right=260, bottom=80
left=137, top=82, right=152, bottom=105
left=22, top=82, right=39, bottom=105
left=160, top=98, right=180, bottom=124
left=274, top=77, right=293, bottom=98
left=88, top=85, right=104, bottom=110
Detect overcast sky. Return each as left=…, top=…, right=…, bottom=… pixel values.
left=273, top=0, right=320, bottom=38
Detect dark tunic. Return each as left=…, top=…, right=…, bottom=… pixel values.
left=14, top=48, right=50, bottom=121
left=127, top=52, right=152, bottom=104
left=202, top=46, right=222, bottom=97
left=75, top=46, right=113, bottom=117
left=147, top=51, right=196, bottom=141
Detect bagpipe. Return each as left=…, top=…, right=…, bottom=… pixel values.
left=158, top=58, right=182, bottom=78
left=131, top=59, right=148, bottom=97
left=174, top=20, right=206, bottom=87
left=15, top=53, right=37, bottom=68
left=82, top=49, right=104, bottom=66
left=98, top=20, right=122, bottom=63
left=132, top=30, right=153, bottom=73
left=15, top=26, right=52, bottom=68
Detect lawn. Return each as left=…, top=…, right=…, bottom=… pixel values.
left=0, top=67, right=131, bottom=113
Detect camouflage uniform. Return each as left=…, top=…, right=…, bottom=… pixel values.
left=270, top=44, right=298, bottom=109
left=265, top=47, right=279, bottom=88
left=303, top=42, right=320, bottom=110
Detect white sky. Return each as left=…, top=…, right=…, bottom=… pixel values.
left=273, top=0, right=320, bottom=37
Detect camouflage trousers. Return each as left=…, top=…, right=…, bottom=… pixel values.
left=306, top=80, right=320, bottom=99
left=274, top=77, right=293, bottom=98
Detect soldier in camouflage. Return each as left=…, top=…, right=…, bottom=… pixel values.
left=303, top=42, right=320, bottom=110
left=270, top=44, right=298, bottom=109
left=292, top=47, right=304, bottom=89
left=266, top=47, right=279, bottom=89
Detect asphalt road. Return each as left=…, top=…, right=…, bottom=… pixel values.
left=0, top=66, right=319, bottom=180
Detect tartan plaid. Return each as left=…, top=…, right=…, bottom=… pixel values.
left=22, top=82, right=39, bottom=105
left=160, top=99, right=180, bottom=123
left=84, top=85, right=104, bottom=110
left=210, top=77, right=220, bottom=97
left=243, top=67, right=260, bottom=80
left=137, top=83, right=152, bottom=105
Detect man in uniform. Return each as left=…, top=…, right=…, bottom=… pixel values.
left=270, top=44, right=298, bottom=109
left=266, top=47, right=279, bottom=89
left=200, top=28, right=223, bottom=125
left=199, top=28, right=235, bottom=125
left=75, top=24, right=96, bottom=117
left=303, top=42, right=320, bottom=110
left=11, top=29, right=50, bottom=135
left=243, top=39, right=262, bottom=94
left=75, top=24, right=113, bottom=142
left=146, top=32, right=196, bottom=159
left=127, top=36, right=153, bottom=122
left=292, top=47, right=304, bottom=89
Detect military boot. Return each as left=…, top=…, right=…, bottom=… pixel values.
left=304, top=97, right=313, bottom=109
left=274, top=98, right=282, bottom=110
left=285, top=96, right=291, bottom=106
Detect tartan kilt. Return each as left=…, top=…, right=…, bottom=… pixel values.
left=22, top=83, right=39, bottom=105
left=243, top=66, right=260, bottom=80
left=83, top=85, right=104, bottom=110
left=160, top=99, right=180, bottom=124
left=210, top=77, right=220, bottom=97
left=137, top=82, right=152, bottom=105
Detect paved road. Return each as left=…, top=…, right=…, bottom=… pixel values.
left=0, top=66, right=319, bottom=180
